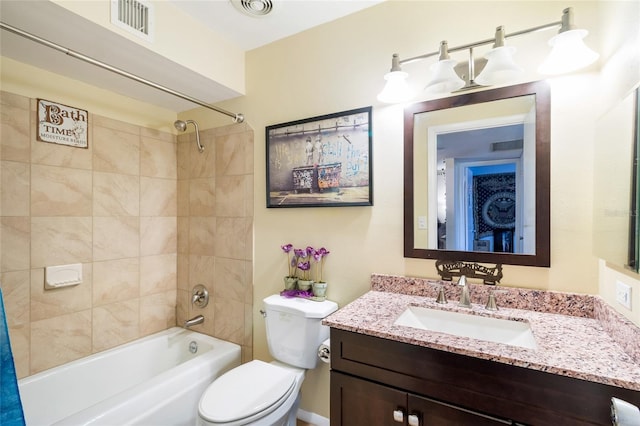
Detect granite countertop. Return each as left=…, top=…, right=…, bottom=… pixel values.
left=323, top=274, right=640, bottom=391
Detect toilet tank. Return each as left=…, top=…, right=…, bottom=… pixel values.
left=263, top=294, right=338, bottom=369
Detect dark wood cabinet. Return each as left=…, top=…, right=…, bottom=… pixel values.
left=332, top=371, right=510, bottom=425
left=330, top=328, right=640, bottom=425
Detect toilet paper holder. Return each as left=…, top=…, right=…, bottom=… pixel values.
left=318, top=338, right=331, bottom=364
left=611, top=397, right=640, bottom=425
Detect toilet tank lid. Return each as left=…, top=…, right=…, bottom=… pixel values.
left=264, top=294, right=338, bottom=318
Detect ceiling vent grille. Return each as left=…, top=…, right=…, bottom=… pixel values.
left=231, top=0, right=275, bottom=18
left=111, top=0, right=154, bottom=42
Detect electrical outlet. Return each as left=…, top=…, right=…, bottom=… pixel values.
left=615, top=281, right=632, bottom=310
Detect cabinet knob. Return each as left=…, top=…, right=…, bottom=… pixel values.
left=408, top=414, right=420, bottom=426
left=393, top=409, right=404, bottom=422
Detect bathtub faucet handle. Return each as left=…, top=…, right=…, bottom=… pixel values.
left=191, top=284, right=209, bottom=308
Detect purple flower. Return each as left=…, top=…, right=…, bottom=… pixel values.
left=282, top=243, right=297, bottom=277
left=297, top=260, right=311, bottom=280
left=281, top=243, right=293, bottom=253
left=280, top=289, right=313, bottom=298
left=312, top=247, right=330, bottom=282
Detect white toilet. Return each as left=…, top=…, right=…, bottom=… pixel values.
left=197, top=294, right=338, bottom=426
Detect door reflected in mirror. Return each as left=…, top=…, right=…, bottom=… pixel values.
left=404, top=82, right=550, bottom=267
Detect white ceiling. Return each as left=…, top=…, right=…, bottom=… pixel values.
left=169, top=0, right=384, bottom=51
left=0, top=0, right=382, bottom=113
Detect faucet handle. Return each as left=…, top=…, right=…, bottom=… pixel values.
left=457, top=275, right=467, bottom=287
left=436, top=286, right=447, bottom=304
left=485, top=289, right=507, bottom=311
left=485, top=292, right=498, bottom=311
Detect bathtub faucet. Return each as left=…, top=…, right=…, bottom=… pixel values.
left=184, top=315, right=204, bottom=328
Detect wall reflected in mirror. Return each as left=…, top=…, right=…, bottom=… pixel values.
left=404, top=82, right=550, bottom=267
left=594, top=87, right=639, bottom=272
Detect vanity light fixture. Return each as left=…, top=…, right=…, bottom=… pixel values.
left=377, top=54, right=412, bottom=103
left=474, top=26, right=523, bottom=86
left=424, top=41, right=466, bottom=95
left=377, top=7, right=599, bottom=103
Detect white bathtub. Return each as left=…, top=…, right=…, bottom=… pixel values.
left=18, top=327, right=241, bottom=426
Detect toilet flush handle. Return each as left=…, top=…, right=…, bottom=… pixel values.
left=259, top=309, right=267, bottom=318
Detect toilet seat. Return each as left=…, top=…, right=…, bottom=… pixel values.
left=198, top=360, right=297, bottom=425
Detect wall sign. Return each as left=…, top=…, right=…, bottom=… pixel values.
left=37, top=99, right=88, bottom=148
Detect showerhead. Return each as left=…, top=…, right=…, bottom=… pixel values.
left=174, top=120, right=188, bottom=132
left=173, top=119, right=204, bottom=153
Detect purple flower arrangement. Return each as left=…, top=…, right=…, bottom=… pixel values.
left=280, top=244, right=330, bottom=296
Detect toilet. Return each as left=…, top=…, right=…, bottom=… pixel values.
left=197, top=294, right=338, bottom=426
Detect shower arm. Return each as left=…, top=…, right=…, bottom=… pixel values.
left=188, top=120, right=205, bottom=153
left=0, top=21, right=245, bottom=124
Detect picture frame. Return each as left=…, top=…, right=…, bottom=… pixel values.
left=266, top=106, right=373, bottom=208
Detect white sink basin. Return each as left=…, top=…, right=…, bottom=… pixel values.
left=394, top=306, right=537, bottom=350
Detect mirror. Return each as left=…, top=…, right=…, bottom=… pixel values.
left=593, top=87, right=640, bottom=272
left=404, top=82, right=550, bottom=267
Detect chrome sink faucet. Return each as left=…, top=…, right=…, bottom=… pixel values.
left=458, top=275, right=471, bottom=308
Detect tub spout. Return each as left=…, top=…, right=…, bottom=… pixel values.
left=184, top=315, right=204, bottom=328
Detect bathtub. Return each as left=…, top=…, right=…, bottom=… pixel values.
left=18, top=327, right=241, bottom=426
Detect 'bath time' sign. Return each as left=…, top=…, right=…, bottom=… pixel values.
left=37, top=99, right=88, bottom=148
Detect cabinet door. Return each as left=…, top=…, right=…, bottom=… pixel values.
left=331, top=371, right=408, bottom=426
left=409, top=394, right=512, bottom=425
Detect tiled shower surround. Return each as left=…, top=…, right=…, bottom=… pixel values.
left=0, top=91, right=254, bottom=377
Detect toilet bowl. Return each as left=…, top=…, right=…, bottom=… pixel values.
left=197, top=361, right=304, bottom=426
left=197, top=295, right=338, bottom=426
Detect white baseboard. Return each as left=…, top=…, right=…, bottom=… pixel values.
left=297, top=408, right=329, bottom=426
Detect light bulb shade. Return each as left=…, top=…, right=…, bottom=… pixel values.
left=424, top=59, right=465, bottom=94
left=475, top=46, right=523, bottom=86
left=377, top=70, right=413, bottom=103
left=538, top=29, right=599, bottom=75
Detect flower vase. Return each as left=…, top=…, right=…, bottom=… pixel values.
left=283, top=276, right=298, bottom=290
left=297, top=279, right=313, bottom=292
left=312, top=282, right=328, bottom=299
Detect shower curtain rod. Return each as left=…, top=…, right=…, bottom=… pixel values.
left=0, top=22, right=245, bottom=123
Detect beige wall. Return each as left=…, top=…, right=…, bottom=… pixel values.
left=51, top=0, right=246, bottom=95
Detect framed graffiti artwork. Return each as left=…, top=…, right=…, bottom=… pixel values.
left=265, top=106, right=373, bottom=208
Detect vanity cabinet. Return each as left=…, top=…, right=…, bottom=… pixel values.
left=332, top=372, right=509, bottom=425
left=329, top=328, right=640, bottom=425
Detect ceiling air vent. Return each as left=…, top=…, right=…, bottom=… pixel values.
left=111, top=0, right=154, bottom=42
left=231, top=0, right=275, bottom=18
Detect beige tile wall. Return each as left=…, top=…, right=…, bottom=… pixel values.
left=0, top=91, right=254, bottom=377
left=176, top=123, right=254, bottom=363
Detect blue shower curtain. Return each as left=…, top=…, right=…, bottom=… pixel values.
left=0, top=288, right=25, bottom=426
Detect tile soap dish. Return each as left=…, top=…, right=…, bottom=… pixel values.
left=45, top=263, right=82, bottom=290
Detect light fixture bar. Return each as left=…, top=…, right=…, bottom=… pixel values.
left=398, top=20, right=562, bottom=67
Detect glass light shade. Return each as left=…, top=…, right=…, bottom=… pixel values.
left=475, top=46, right=523, bottom=86
left=538, top=29, right=599, bottom=75
left=424, top=59, right=465, bottom=94
left=377, top=70, right=413, bottom=103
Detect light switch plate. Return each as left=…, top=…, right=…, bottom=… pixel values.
left=418, top=216, right=427, bottom=230
left=615, top=281, right=632, bottom=310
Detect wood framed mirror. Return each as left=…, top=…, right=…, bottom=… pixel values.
left=404, top=81, right=550, bottom=267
